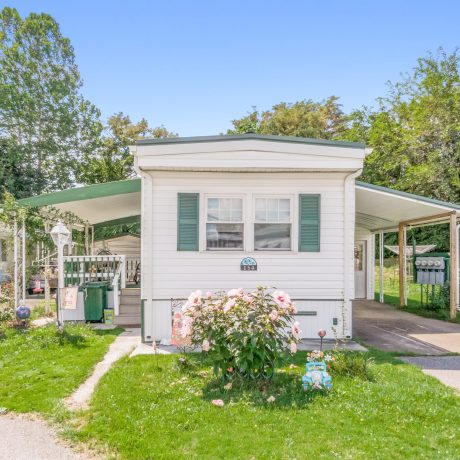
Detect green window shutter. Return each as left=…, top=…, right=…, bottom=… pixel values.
left=298, top=194, right=320, bottom=252
left=177, top=193, right=199, bottom=251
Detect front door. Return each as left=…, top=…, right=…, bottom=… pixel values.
left=354, top=241, right=366, bottom=299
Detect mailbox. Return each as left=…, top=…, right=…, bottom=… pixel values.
left=414, top=254, right=449, bottom=286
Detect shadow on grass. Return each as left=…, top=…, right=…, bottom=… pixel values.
left=200, top=371, right=327, bottom=409
left=374, top=292, right=459, bottom=324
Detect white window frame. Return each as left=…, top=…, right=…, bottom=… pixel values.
left=203, top=194, right=245, bottom=251
left=253, top=195, right=294, bottom=251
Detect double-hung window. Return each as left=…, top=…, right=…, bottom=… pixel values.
left=254, top=197, right=291, bottom=250
left=206, top=197, right=244, bottom=250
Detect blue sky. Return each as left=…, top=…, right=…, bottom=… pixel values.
left=12, top=0, right=460, bottom=136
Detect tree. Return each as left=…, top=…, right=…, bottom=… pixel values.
left=227, top=96, right=349, bottom=140
left=77, top=112, right=177, bottom=184
left=348, top=49, right=460, bottom=204
left=0, top=7, right=102, bottom=197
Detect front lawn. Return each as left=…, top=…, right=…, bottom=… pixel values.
left=0, top=324, right=121, bottom=414
left=72, top=351, right=460, bottom=459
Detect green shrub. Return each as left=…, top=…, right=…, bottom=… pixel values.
left=330, top=352, right=374, bottom=380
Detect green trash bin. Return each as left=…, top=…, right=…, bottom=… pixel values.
left=82, top=282, right=108, bottom=322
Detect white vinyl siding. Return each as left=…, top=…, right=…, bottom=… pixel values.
left=148, top=171, right=349, bottom=302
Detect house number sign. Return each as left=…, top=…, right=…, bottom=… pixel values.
left=240, top=257, right=257, bottom=271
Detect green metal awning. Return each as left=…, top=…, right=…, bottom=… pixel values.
left=18, top=179, right=141, bottom=226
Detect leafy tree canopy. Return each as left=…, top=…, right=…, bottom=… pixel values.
left=77, top=112, right=177, bottom=184
left=0, top=7, right=102, bottom=198
left=227, top=96, right=348, bottom=140
left=347, top=49, right=460, bottom=204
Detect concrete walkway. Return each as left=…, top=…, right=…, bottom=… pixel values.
left=400, top=356, right=460, bottom=392
left=353, top=300, right=460, bottom=355
left=65, top=328, right=141, bottom=410
left=0, top=414, right=91, bottom=460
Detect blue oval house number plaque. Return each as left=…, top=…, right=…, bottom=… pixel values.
left=240, top=257, right=257, bottom=271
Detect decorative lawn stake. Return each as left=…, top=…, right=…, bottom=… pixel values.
left=318, top=329, right=326, bottom=351
left=302, top=330, right=333, bottom=391
left=302, top=360, right=332, bottom=391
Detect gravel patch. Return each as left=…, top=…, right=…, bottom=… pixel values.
left=0, top=414, right=92, bottom=460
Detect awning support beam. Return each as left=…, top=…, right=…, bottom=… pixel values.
left=398, top=223, right=407, bottom=307
left=379, top=231, right=384, bottom=303
left=450, top=212, right=458, bottom=319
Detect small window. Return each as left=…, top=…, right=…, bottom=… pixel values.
left=206, top=197, right=244, bottom=250
left=254, top=198, right=291, bottom=250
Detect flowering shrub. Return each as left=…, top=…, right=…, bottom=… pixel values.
left=307, top=350, right=335, bottom=371
left=181, top=287, right=300, bottom=380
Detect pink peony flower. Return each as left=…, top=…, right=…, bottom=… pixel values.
left=269, top=309, right=279, bottom=321
left=243, top=294, right=254, bottom=303
left=223, top=298, right=236, bottom=313
left=180, top=316, right=193, bottom=338
left=272, top=290, right=291, bottom=306
left=211, top=399, right=224, bottom=407
left=182, top=290, right=202, bottom=311
left=227, top=288, right=244, bottom=298
left=291, top=321, right=301, bottom=338
left=290, top=342, right=297, bottom=353
left=202, top=339, right=210, bottom=352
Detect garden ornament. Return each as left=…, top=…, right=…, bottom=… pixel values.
left=302, top=361, right=332, bottom=391
left=16, top=301, right=31, bottom=328
left=317, top=329, right=326, bottom=350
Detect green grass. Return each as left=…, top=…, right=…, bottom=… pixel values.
left=71, top=351, right=460, bottom=460
left=29, top=299, right=56, bottom=320
left=375, top=265, right=460, bottom=324
left=0, top=324, right=121, bottom=414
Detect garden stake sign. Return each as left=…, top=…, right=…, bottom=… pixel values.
left=302, top=350, right=333, bottom=391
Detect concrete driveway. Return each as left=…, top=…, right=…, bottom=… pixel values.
left=353, top=300, right=460, bottom=355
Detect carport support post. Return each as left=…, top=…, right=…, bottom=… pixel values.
left=398, top=223, right=407, bottom=307
left=379, top=231, right=384, bottom=303
left=450, top=212, right=458, bottom=319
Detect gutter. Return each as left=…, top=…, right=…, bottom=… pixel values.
left=457, top=224, right=460, bottom=310
left=133, top=148, right=153, bottom=343
left=343, top=168, right=362, bottom=338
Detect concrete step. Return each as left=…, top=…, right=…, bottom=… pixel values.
left=121, top=288, right=141, bottom=297
left=119, top=304, right=140, bottom=315
left=120, top=295, right=140, bottom=306
left=114, top=314, right=141, bottom=326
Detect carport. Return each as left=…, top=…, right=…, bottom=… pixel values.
left=355, top=181, right=460, bottom=319
left=15, top=179, right=142, bottom=311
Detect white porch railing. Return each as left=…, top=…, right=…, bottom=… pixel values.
left=63, top=255, right=126, bottom=288
left=111, top=261, right=124, bottom=316
left=125, top=256, right=140, bottom=284
left=63, top=255, right=126, bottom=315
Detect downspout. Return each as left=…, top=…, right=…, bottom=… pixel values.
left=133, top=148, right=153, bottom=343
left=343, top=168, right=362, bottom=338
left=457, top=223, right=460, bottom=311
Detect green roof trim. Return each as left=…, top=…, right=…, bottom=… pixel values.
left=356, top=181, right=460, bottom=211
left=94, top=231, right=140, bottom=242
left=93, top=215, right=141, bottom=229
left=19, top=179, right=141, bottom=208
left=136, top=133, right=365, bottom=149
